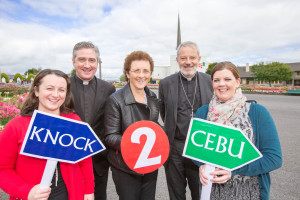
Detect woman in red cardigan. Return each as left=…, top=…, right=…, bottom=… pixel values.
left=0, top=69, right=95, bottom=200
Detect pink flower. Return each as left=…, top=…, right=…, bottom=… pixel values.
left=17, top=97, right=23, bottom=103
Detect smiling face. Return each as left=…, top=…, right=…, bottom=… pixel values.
left=176, top=46, right=201, bottom=78
left=35, top=74, right=67, bottom=115
left=126, top=60, right=151, bottom=92
left=212, top=69, right=241, bottom=102
left=73, top=48, right=98, bottom=82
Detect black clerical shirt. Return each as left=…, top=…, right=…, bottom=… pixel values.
left=175, top=72, right=202, bottom=141
left=73, top=75, right=96, bottom=123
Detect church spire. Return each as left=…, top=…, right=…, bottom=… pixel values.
left=176, top=13, right=181, bottom=50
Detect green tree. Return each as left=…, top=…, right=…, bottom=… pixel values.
left=1, top=73, right=9, bottom=83
left=251, top=62, right=293, bottom=86
left=120, top=74, right=125, bottom=82
left=24, top=67, right=42, bottom=75
left=70, top=68, right=76, bottom=77
left=206, top=62, right=218, bottom=75
left=271, top=62, right=293, bottom=84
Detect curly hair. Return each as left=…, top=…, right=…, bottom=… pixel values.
left=123, top=51, right=154, bottom=82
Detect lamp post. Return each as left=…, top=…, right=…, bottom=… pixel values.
left=98, top=57, right=102, bottom=79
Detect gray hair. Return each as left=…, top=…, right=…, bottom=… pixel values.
left=72, top=41, right=100, bottom=62
left=177, top=41, right=200, bottom=57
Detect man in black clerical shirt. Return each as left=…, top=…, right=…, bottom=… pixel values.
left=70, top=41, right=115, bottom=200
left=159, top=41, right=213, bottom=200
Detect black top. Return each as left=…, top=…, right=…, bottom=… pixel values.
left=49, top=163, right=68, bottom=200
left=135, top=102, right=150, bottom=121
left=175, top=73, right=201, bottom=141
left=73, top=75, right=96, bottom=123
left=104, top=83, right=160, bottom=175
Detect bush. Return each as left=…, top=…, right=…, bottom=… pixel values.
left=27, top=73, right=35, bottom=82
left=14, top=73, right=25, bottom=82
left=241, top=86, right=252, bottom=91
left=1, top=73, right=9, bottom=83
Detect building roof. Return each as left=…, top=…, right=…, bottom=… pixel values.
left=285, top=62, right=300, bottom=71
left=237, top=66, right=254, bottom=78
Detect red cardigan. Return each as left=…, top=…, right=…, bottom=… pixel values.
left=0, top=113, right=95, bottom=200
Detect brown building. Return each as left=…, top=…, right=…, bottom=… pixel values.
left=286, top=63, right=300, bottom=86
left=237, top=62, right=300, bottom=86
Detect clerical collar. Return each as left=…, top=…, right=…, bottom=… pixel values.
left=75, top=75, right=95, bottom=85
left=179, top=72, right=197, bottom=81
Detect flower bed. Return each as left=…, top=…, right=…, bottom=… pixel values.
left=0, top=101, right=20, bottom=126
left=147, top=84, right=159, bottom=89
left=0, top=83, right=30, bottom=97
left=241, top=85, right=300, bottom=94
left=0, top=83, right=30, bottom=133
left=113, top=82, right=127, bottom=88
left=113, top=82, right=159, bottom=89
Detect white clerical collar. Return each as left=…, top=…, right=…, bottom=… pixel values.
left=180, top=72, right=196, bottom=81
left=83, top=81, right=89, bottom=85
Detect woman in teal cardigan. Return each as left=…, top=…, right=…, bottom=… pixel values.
left=193, top=62, right=282, bottom=200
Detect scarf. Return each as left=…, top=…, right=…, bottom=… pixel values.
left=207, top=88, right=247, bottom=126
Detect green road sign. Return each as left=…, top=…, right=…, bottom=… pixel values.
left=183, top=118, right=262, bottom=171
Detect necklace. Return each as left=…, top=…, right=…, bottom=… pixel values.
left=179, top=73, right=198, bottom=117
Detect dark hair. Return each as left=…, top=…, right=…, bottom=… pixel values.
left=21, top=69, right=74, bottom=116
left=211, top=61, right=240, bottom=80
left=123, top=51, right=154, bottom=82
left=72, top=41, right=100, bottom=62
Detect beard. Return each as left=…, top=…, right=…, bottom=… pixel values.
left=180, top=66, right=197, bottom=77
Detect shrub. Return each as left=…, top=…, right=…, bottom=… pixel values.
left=27, top=73, right=35, bottom=82
left=1, top=73, right=9, bottom=83
left=14, top=73, right=25, bottom=82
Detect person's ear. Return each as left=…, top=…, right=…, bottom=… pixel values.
left=34, top=86, right=39, bottom=97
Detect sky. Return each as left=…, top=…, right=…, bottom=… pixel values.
left=0, top=0, right=299, bottom=80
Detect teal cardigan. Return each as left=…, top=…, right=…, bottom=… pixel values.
left=193, top=103, right=282, bottom=200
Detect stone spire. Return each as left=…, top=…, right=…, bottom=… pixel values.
left=176, top=13, right=181, bottom=50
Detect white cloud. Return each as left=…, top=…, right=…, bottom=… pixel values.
left=0, top=0, right=300, bottom=80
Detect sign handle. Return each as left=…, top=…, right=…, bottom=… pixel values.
left=200, top=164, right=215, bottom=200
left=40, top=159, right=58, bottom=188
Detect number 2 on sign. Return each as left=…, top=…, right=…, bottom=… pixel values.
left=131, top=127, right=161, bottom=169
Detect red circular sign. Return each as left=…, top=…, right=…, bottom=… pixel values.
left=121, top=120, right=169, bottom=174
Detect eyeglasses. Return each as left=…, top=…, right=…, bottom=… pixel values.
left=130, top=69, right=151, bottom=75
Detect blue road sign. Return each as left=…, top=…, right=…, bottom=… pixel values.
left=20, top=110, right=105, bottom=163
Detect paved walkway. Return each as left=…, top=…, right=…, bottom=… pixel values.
left=1, top=94, right=299, bottom=199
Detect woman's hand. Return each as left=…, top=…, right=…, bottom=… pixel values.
left=210, top=167, right=232, bottom=184
left=199, top=165, right=232, bottom=186
left=28, top=184, right=51, bottom=200
left=84, top=193, right=94, bottom=200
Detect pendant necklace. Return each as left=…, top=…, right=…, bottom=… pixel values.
left=179, top=73, right=198, bottom=117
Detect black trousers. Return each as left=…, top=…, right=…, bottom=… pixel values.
left=94, top=163, right=109, bottom=200
left=165, top=140, right=200, bottom=200
left=111, top=166, right=158, bottom=200
left=48, top=190, right=68, bottom=200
